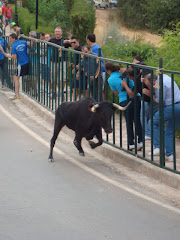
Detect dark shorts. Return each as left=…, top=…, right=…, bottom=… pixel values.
left=41, top=64, right=50, bottom=81
left=15, top=63, right=29, bottom=77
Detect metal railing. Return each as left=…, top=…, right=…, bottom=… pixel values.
left=1, top=35, right=180, bottom=175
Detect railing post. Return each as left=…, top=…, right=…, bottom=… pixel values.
left=159, top=58, right=165, bottom=167
left=61, top=39, right=64, bottom=103
left=36, top=40, right=40, bottom=102
left=98, top=48, right=102, bottom=102
left=134, top=67, right=137, bottom=154
left=15, top=0, right=18, bottom=25
left=171, top=74, right=176, bottom=169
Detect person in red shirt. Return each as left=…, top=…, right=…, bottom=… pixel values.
left=2, top=2, right=7, bottom=26
left=5, top=4, right=12, bottom=26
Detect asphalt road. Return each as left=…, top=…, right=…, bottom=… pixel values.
left=0, top=88, right=180, bottom=240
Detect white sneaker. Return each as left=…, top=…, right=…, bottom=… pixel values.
left=137, top=142, right=143, bottom=151
left=165, top=155, right=173, bottom=162
left=145, top=136, right=151, bottom=140
left=148, top=148, right=160, bottom=156
left=129, top=144, right=135, bottom=150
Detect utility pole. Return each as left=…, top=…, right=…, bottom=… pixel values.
left=15, top=0, right=18, bottom=25
left=36, top=0, right=38, bottom=29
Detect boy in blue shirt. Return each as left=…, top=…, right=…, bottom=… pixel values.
left=86, top=33, right=106, bottom=100
left=105, top=61, right=143, bottom=151
left=0, top=33, right=29, bottom=99
left=0, top=36, right=7, bottom=87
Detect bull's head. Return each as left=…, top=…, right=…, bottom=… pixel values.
left=89, top=101, right=131, bottom=134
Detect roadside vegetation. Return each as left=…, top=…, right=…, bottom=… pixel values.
left=11, top=0, right=95, bottom=40
left=102, top=22, right=180, bottom=84
left=117, top=0, right=180, bottom=33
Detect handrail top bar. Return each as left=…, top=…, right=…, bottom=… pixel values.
left=4, top=35, right=180, bottom=74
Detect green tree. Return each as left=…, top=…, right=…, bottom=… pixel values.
left=143, top=0, right=180, bottom=32
left=117, top=0, right=180, bottom=32
left=62, top=0, right=75, bottom=13
left=117, top=0, right=146, bottom=29
left=39, top=0, right=70, bottom=34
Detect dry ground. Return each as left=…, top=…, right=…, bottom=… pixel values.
left=94, top=9, right=162, bottom=47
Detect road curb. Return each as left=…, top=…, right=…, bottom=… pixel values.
left=21, top=93, right=180, bottom=190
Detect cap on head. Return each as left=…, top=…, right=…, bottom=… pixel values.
left=10, top=22, right=16, bottom=28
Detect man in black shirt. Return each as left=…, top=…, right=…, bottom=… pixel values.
left=121, top=65, right=158, bottom=140
left=68, top=36, right=82, bottom=100
left=49, top=27, right=71, bottom=98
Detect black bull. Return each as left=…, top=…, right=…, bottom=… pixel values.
left=48, top=97, right=130, bottom=162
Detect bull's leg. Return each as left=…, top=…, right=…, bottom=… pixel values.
left=48, top=119, right=64, bottom=162
left=89, top=129, right=103, bottom=149
left=73, top=134, right=84, bottom=156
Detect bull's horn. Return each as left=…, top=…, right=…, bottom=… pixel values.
left=90, top=104, right=99, bottom=112
left=113, top=101, right=131, bottom=111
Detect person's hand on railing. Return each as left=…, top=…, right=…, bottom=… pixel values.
left=4, top=53, right=11, bottom=58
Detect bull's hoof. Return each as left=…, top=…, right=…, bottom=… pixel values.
left=89, top=141, right=96, bottom=149
left=48, top=157, right=54, bottom=163
left=79, top=152, right=85, bottom=157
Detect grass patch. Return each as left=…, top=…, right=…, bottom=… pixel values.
left=11, top=5, right=54, bottom=36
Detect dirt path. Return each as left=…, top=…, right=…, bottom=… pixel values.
left=94, top=9, right=162, bottom=47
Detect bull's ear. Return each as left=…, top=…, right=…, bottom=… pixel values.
left=89, top=103, right=100, bottom=112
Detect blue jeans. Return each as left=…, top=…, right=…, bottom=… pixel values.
left=141, top=101, right=159, bottom=137
left=153, top=103, right=180, bottom=156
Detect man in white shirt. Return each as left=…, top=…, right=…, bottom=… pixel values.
left=143, top=73, right=180, bottom=161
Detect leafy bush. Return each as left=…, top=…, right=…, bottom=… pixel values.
left=117, top=0, right=146, bottom=29
left=62, top=0, right=75, bottom=13
left=143, top=0, right=180, bottom=32
left=117, top=0, right=180, bottom=33
left=70, top=0, right=96, bottom=45
left=27, top=0, right=37, bottom=13
left=39, top=0, right=70, bottom=34
left=102, top=39, right=158, bottom=63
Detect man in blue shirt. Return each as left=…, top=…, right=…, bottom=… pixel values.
left=0, top=36, right=7, bottom=87
left=0, top=33, right=29, bottom=99
left=86, top=33, right=106, bottom=100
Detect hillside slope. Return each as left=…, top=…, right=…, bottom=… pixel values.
left=94, top=9, right=162, bottom=47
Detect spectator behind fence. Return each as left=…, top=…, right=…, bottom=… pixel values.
left=2, top=2, right=7, bottom=26
left=142, top=73, right=180, bottom=161
left=39, top=32, right=45, bottom=41
left=81, top=45, right=101, bottom=100
left=45, top=33, right=51, bottom=42
left=69, top=35, right=82, bottom=100
left=132, top=56, right=151, bottom=140
left=5, top=4, right=12, bottom=26
left=40, top=33, right=51, bottom=93
left=123, top=64, right=159, bottom=140
left=86, top=33, right=106, bottom=100
left=105, top=61, right=143, bottom=151
left=49, top=27, right=71, bottom=98
left=10, top=22, right=23, bottom=37
left=132, top=56, right=144, bottom=64
left=0, top=34, right=7, bottom=87
left=0, top=33, right=29, bottom=100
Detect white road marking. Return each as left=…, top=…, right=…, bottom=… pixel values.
left=0, top=104, right=180, bottom=214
